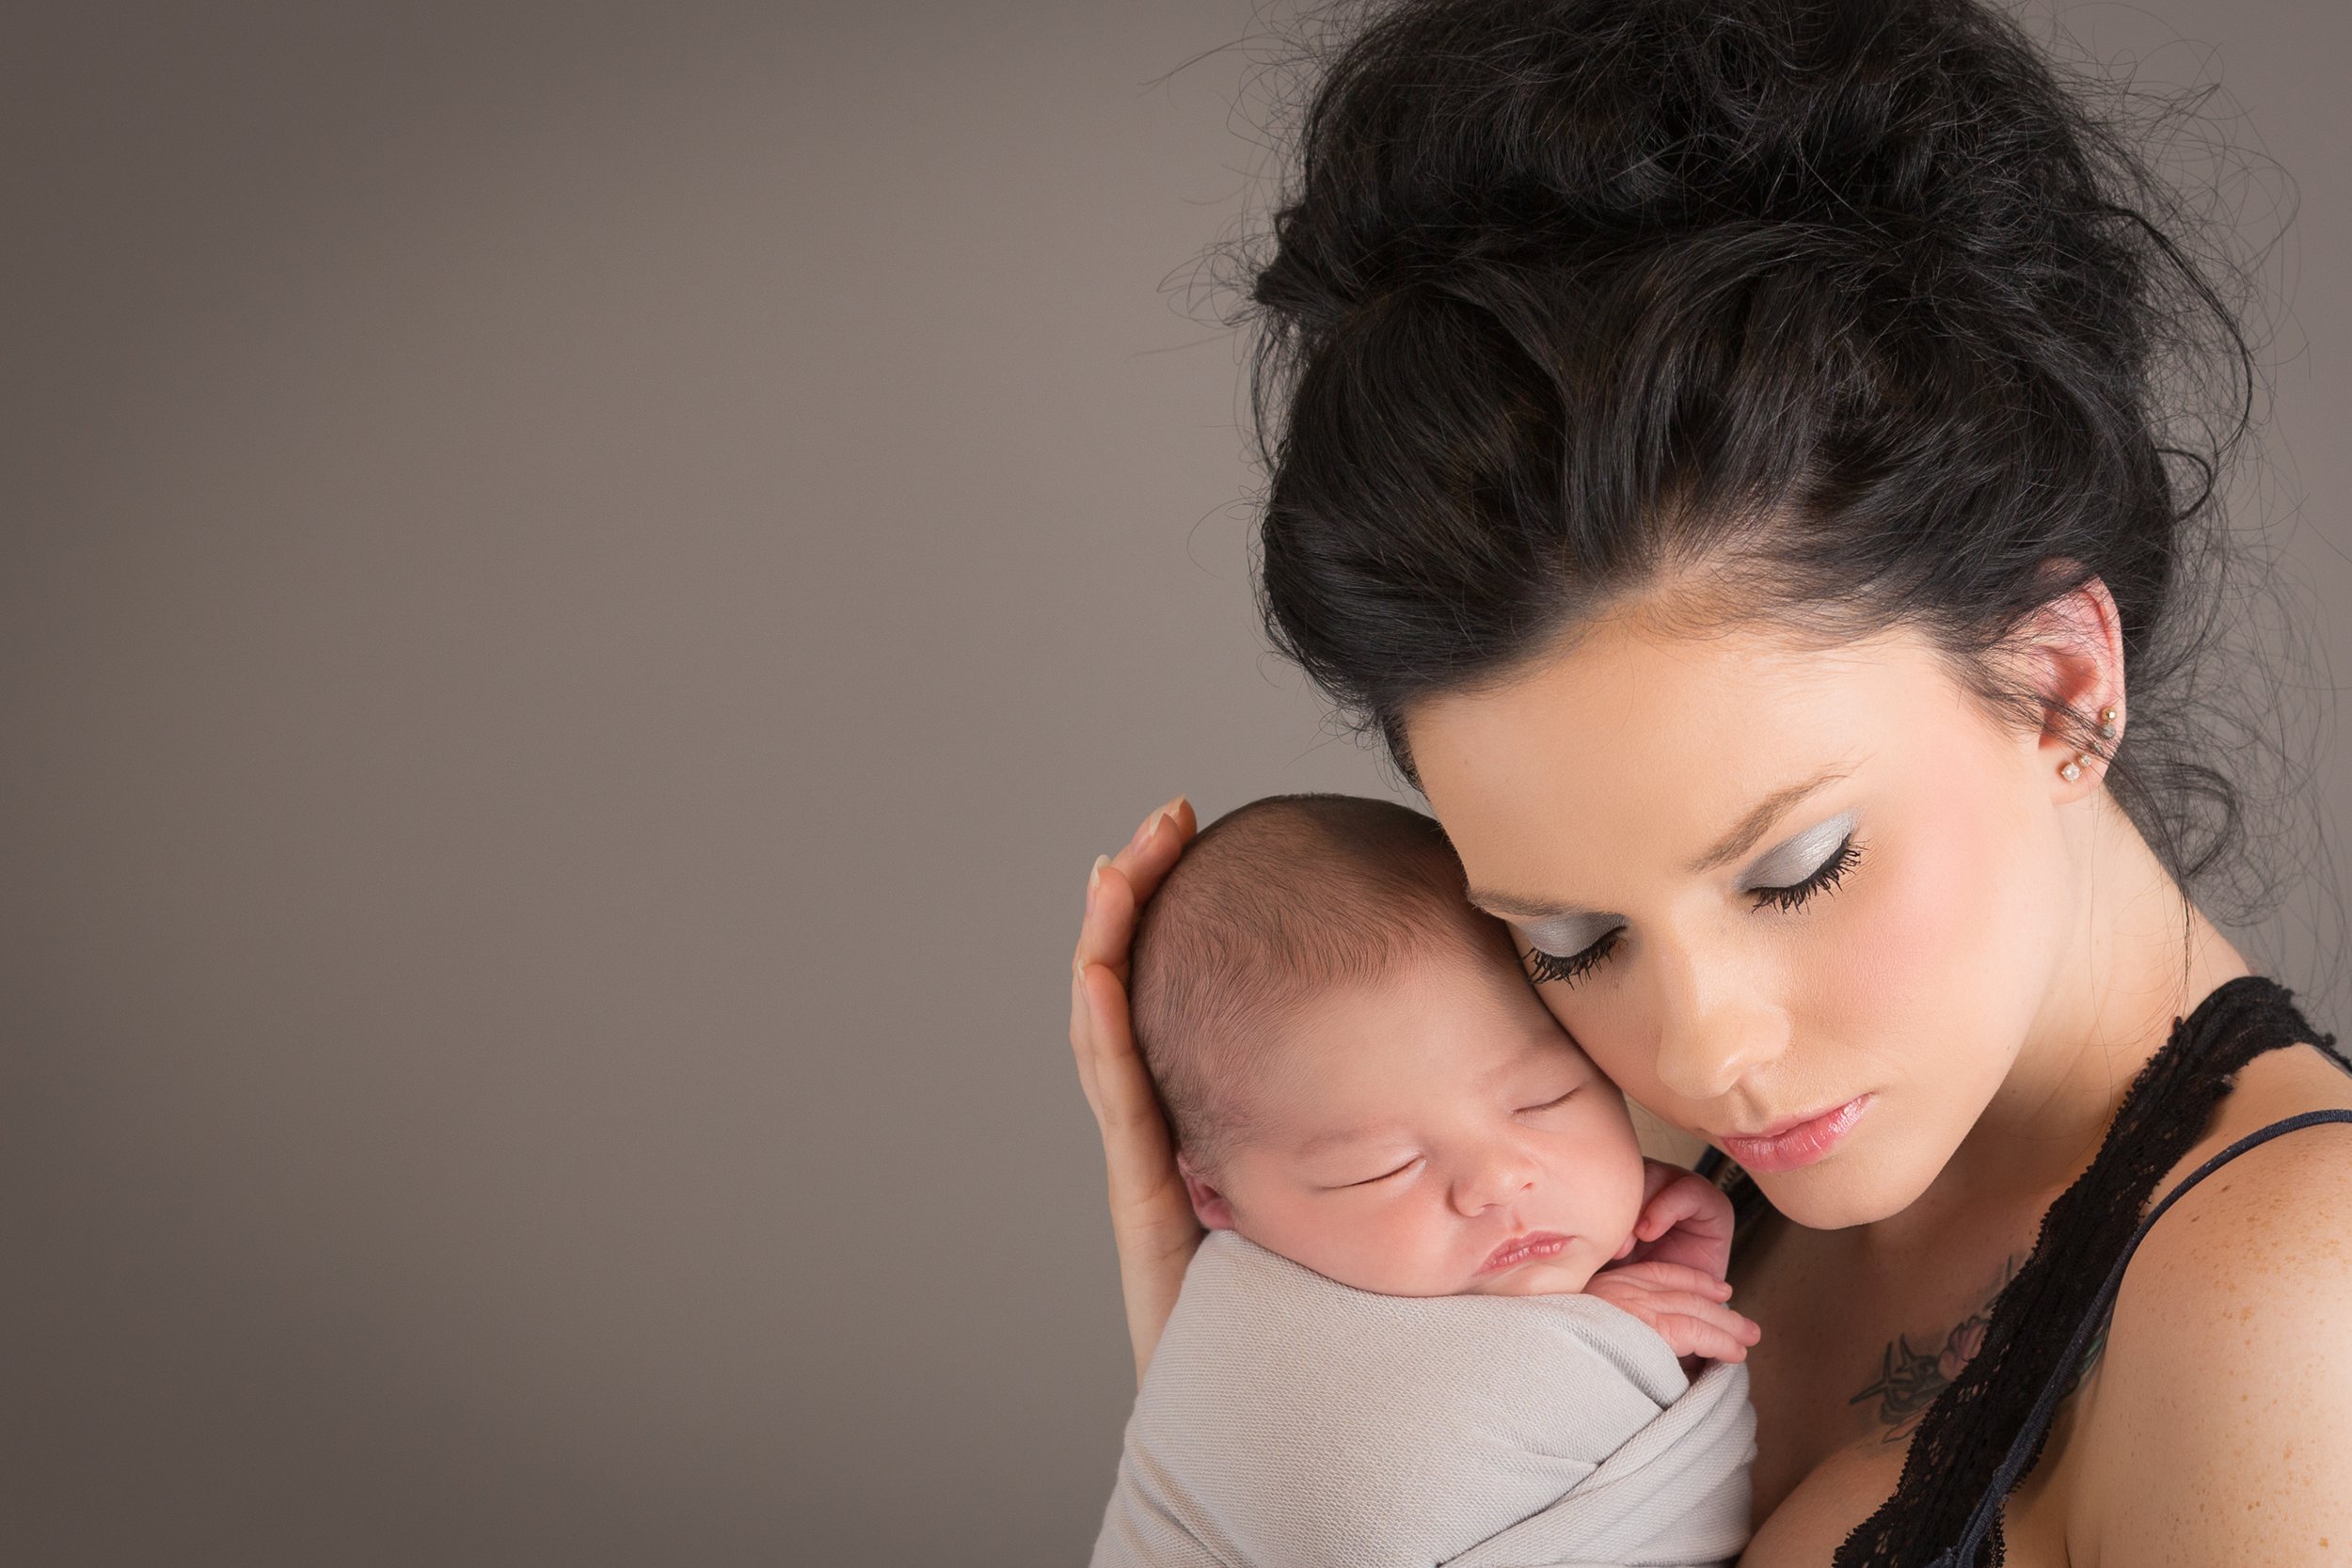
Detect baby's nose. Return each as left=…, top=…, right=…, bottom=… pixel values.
left=1450, top=1156, right=1537, bottom=1216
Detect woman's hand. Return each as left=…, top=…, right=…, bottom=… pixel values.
left=1070, top=795, right=1201, bottom=1386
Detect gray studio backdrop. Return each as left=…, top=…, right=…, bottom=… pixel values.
left=3, top=3, right=2345, bottom=1563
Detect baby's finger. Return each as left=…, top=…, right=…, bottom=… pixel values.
left=1650, top=1312, right=1754, bottom=1365
left=1628, top=1286, right=1743, bottom=1324
left=1675, top=1295, right=1762, bottom=1343
left=1636, top=1173, right=1722, bottom=1240
left=1608, top=1260, right=1736, bottom=1298
left=1663, top=1297, right=1763, bottom=1357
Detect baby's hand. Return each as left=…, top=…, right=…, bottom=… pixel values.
left=1583, top=1260, right=1762, bottom=1367
left=1614, top=1160, right=1739, bottom=1284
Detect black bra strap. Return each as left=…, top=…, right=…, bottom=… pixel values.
left=1943, top=1108, right=2352, bottom=1564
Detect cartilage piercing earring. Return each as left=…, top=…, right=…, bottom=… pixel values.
left=2059, top=755, right=2087, bottom=783
left=2097, top=706, right=2120, bottom=741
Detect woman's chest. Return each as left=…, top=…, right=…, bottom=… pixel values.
left=1737, top=1422, right=2086, bottom=1568
left=1729, top=1220, right=2092, bottom=1566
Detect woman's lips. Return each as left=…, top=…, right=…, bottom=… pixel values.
left=1480, top=1231, right=1574, bottom=1275
left=1717, top=1094, right=1874, bottom=1173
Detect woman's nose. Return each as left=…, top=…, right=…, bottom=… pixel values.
left=1652, top=948, right=1789, bottom=1103
left=1450, top=1149, right=1537, bottom=1217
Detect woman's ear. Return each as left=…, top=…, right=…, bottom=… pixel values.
left=1176, top=1152, right=1237, bottom=1230
left=2007, top=569, right=2127, bottom=800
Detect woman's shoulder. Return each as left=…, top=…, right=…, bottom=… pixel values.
left=2108, top=1037, right=2352, bottom=1352
left=2072, top=1041, right=2352, bottom=1560
left=2116, top=1048, right=2352, bottom=1309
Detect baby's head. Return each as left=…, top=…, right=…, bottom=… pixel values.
left=1130, top=795, right=1645, bottom=1298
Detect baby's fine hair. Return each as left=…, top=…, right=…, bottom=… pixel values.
left=1128, top=794, right=1502, bottom=1168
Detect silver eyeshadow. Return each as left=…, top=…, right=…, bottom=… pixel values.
left=1513, top=911, right=1622, bottom=960
left=1740, top=809, right=1860, bottom=893
left=1509, top=810, right=1860, bottom=958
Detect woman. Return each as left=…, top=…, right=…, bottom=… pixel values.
left=1070, top=1, right=2352, bottom=1563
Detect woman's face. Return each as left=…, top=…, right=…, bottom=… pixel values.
left=1407, top=612, right=2077, bottom=1228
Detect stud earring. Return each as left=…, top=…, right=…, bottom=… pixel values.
left=2059, top=755, right=2087, bottom=783
left=2097, top=706, right=2120, bottom=741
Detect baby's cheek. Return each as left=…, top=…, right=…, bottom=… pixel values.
left=1263, top=1193, right=1464, bottom=1297
left=1566, top=1107, right=1649, bottom=1248
left=1353, top=1197, right=1472, bottom=1295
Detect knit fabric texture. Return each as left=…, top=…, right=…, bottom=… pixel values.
left=1091, top=1230, right=1755, bottom=1568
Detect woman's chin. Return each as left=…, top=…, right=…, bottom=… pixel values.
left=1751, top=1159, right=1930, bottom=1230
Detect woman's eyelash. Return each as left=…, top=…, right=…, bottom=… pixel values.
left=1519, top=835, right=1861, bottom=985
left=1751, top=835, right=1862, bottom=912
left=1521, top=927, right=1622, bottom=987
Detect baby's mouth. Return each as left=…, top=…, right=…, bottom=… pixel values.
left=1479, top=1231, right=1573, bottom=1275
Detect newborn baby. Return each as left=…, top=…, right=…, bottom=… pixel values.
left=1089, top=794, right=1759, bottom=1568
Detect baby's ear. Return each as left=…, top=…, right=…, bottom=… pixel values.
left=1176, top=1152, right=1236, bottom=1230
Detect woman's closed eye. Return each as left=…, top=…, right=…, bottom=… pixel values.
left=1745, top=814, right=1865, bottom=912
left=1516, top=814, right=1866, bottom=987
left=1516, top=917, right=1623, bottom=988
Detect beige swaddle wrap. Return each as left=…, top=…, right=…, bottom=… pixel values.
left=1091, top=1231, right=1754, bottom=1568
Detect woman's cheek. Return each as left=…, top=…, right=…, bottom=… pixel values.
left=1810, top=804, right=2049, bottom=1087
left=1819, top=839, right=1975, bottom=1013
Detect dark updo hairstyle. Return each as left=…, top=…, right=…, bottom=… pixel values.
left=1246, top=0, right=2283, bottom=906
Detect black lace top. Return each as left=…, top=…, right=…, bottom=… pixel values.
left=1701, top=975, right=2349, bottom=1568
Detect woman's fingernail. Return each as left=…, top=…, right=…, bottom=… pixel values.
left=1131, top=795, right=1186, bottom=852
left=1089, top=853, right=1111, bottom=902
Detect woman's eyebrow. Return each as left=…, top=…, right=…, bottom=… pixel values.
left=1687, top=767, right=1853, bottom=874
left=1465, top=765, right=1855, bottom=918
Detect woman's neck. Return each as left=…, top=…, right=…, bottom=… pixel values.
left=1888, top=793, right=2249, bottom=1245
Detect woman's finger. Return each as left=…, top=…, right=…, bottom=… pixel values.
left=1077, top=958, right=1204, bottom=1381
left=1075, top=855, right=1138, bottom=984
left=1067, top=855, right=1143, bottom=1127
left=1113, top=794, right=1196, bottom=893
left=1070, top=798, right=1185, bottom=990
left=1083, top=798, right=1193, bottom=982
left=1069, top=965, right=1105, bottom=1120
left=1061, top=795, right=1203, bottom=1384
left=1076, top=960, right=1170, bottom=1149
